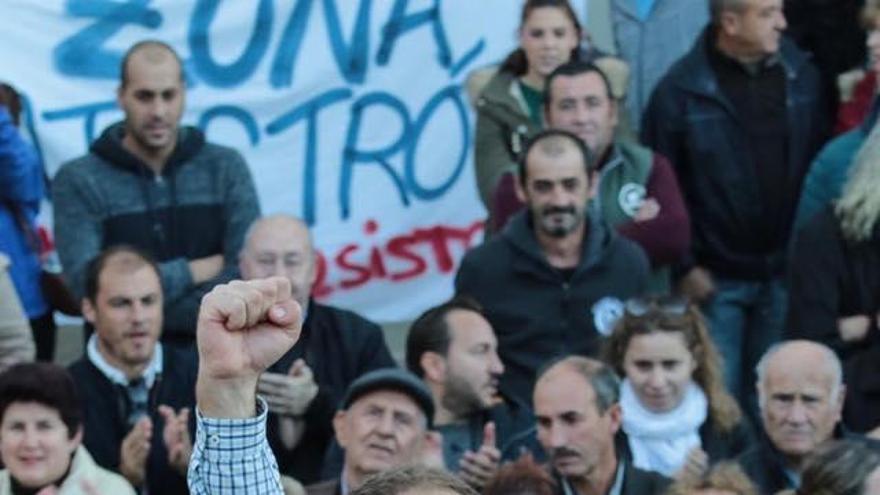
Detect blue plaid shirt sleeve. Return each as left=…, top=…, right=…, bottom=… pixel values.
left=188, top=397, right=283, bottom=494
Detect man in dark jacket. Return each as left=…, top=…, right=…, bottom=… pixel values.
left=455, top=129, right=649, bottom=405
left=53, top=40, right=259, bottom=346
left=239, top=214, right=396, bottom=483
left=68, top=245, right=196, bottom=495
left=405, top=296, right=536, bottom=490
left=534, top=356, right=669, bottom=495
left=738, top=340, right=880, bottom=492
left=641, top=0, right=827, bottom=415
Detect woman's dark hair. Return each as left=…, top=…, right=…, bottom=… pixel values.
left=0, top=362, right=82, bottom=439
left=484, top=454, right=557, bottom=495
left=499, top=0, right=582, bottom=76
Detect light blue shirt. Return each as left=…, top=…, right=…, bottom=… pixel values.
left=636, top=0, right=657, bottom=19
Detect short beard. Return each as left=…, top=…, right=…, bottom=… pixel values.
left=441, top=373, right=486, bottom=419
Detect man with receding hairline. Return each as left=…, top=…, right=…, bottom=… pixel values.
left=53, top=40, right=259, bottom=346
left=455, top=129, right=648, bottom=405
left=737, top=340, right=880, bottom=493
left=68, top=245, right=198, bottom=495
left=238, top=214, right=395, bottom=483
left=533, top=356, right=669, bottom=495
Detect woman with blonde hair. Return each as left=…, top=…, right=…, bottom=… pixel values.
left=664, top=462, right=758, bottom=495
left=603, top=297, right=754, bottom=478
left=787, top=119, right=880, bottom=434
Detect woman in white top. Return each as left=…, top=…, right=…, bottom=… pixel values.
left=603, top=296, right=754, bottom=478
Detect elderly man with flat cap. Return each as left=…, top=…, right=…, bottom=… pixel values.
left=305, top=368, right=438, bottom=495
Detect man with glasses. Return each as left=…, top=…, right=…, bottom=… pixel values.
left=237, top=214, right=396, bottom=484
left=455, top=129, right=649, bottom=405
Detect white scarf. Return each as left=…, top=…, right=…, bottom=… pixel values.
left=620, top=379, right=707, bottom=476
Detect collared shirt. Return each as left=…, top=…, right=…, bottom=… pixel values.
left=561, top=460, right=625, bottom=495
left=188, top=397, right=283, bottom=494
left=87, top=334, right=163, bottom=388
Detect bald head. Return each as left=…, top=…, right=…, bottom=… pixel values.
left=120, top=40, right=183, bottom=89
left=757, top=340, right=842, bottom=398
left=239, top=215, right=316, bottom=309
left=756, top=341, right=845, bottom=467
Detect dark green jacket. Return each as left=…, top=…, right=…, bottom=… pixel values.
left=473, top=70, right=542, bottom=209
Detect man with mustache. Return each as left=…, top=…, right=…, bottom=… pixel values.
left=455, top=129, right=649, bottom=405
left=305, top=368, right=438, bottom=495
left=68, top=245, right=196, bottom=494
left=405, top=297, right=536, bottom=489
left=53, top=40, right=259, bottom=347
left=533, top=356, right=669, bottom=495
left=737, top=340, right=880, bottom=493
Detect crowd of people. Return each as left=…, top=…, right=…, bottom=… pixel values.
left=2, top=0, right=880, bottom=493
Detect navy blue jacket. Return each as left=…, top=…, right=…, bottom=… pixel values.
left=455, top=210, right=649, bottom=405
left=642, top=29, right=827, bottom=279
left=69, top=344, right=198, bottom=495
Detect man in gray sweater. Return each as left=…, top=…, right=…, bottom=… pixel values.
left=52, top=40, right=259, bottom=345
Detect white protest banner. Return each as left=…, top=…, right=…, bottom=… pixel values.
left=0, top=0, right=522, bottom=321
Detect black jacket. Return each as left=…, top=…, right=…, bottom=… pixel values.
left=266, top=301, right=395, bottom=483
left=455, top=210, right=649, bottom=404
left=738, top=427, right=880, bottom=493
left=552, top=459, right=669, bottom=495
left=642, top=29, right=826, bottom=280
left=786, top=207, right=880, bottom=432
left=787, top=207, right=880, bottom=358
left=700, top=416, right=756, bottom=464
left=68, top=345, right=198, bottom=495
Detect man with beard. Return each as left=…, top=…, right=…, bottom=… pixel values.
left=68, top=246, right=196, bottom=495
left=405, top=296, right=535, bottom=489
left=238, top=214, right=396, bottom=484
left=53, top=40, right=259, bottom=346
left=534, top=356, right=669, bottom=495
left=455, top=129, right=649, bottom=404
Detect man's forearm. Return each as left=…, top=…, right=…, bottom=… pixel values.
left=196, top=374, right=258, bottom=419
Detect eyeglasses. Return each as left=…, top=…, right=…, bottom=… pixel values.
left=624, top=295, right=689, bottom=317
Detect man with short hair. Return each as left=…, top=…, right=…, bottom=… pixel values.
left=493, top=61, right=690, bottom=293
left=642, top=0, right=827, bottom=412
left=738, top=340, right=880, bottom=493
left=547, top=61, right=688, bottom=292
left=456, top=129, right=649, bottom=404
left=53, top=40, right=259, bottom=345
left=238, top=214, right=396, bottom=483
left=534, top=356, right=669, bottom=495
left=405, top=296, right=535, bottom=488
left=305, top=368, right=438, bottom=495
left=68, top=245, right=196, bottom=494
